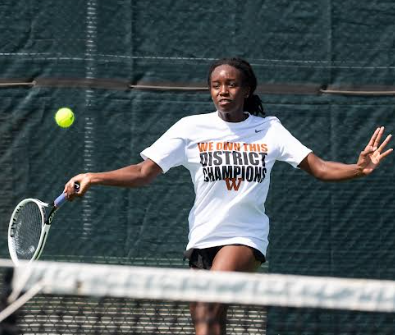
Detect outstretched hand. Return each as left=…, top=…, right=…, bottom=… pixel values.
left=357, top=127, right=393, bottom=176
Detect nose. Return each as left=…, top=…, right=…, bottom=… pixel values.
left=219, top=84, right=229, bottom=95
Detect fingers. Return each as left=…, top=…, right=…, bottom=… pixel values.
left=63, top=180, right=78, bottom=201
left=364, top=131, right=393, bottom=166
left=373, top=126, right=385, bottom=148
left=360, top=144, right=377, bottom=160
left=64, top=173, right=91, bottom=201
left=366, top=127, right=393, bottom=153
left=364, top=146, right=376, bottom=154
left=367, top=127, right=381, bottom=148
left=375, top=132, right=393, bottom=163
left=377, top=134, right=392, bottom=153
left=380, top=148, right=394, bottom=160
left=359, top=128, right=393, bottom=171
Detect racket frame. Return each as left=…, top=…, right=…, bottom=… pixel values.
left=8, top=198, right=54, bottom=265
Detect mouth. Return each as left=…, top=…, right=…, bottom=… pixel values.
left=218, top=99, right=232, bottom=106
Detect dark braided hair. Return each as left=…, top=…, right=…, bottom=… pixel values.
left=207, top=57, right=265, bottom=117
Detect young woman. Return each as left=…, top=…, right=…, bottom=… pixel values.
left=64, top=58, right=392, bottom=335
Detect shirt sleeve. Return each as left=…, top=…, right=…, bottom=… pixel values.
left=140, top=119, right=187, bottom=173
left=273, top=118, right=312, bottom=168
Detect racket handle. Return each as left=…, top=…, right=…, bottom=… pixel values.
left=54, top=193, right=67, bottom=207
left=54, top=183, right=80, bottom=208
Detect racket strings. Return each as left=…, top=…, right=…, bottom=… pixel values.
left=11, top=202, right=44, bottom=260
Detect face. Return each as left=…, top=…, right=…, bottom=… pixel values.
left=210, top=65, right=250, bottom=120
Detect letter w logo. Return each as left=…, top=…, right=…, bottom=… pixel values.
left=225, top=178, right=243, bottom=191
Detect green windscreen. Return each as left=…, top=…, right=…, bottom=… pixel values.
left=0, top=0, right=394, bottom=278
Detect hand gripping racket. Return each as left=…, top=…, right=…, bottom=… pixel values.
left=8, top=184, right=79, bottom=265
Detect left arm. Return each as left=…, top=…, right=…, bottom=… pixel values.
left=299, top=127, right=393, bottom=182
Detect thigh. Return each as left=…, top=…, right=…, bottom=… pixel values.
left=211, top=245, right=261, bottom=273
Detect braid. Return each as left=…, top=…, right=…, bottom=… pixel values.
left=244, top=94, right=264, bottom=116
left=207, top=57, right=265, bottom=117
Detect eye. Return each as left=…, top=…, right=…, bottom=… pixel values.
left=211, top=83, right=220, bottom=89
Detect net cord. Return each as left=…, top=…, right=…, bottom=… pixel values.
left=1, top=259, right=395, bottom=313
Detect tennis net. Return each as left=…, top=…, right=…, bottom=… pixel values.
left=0, top=259, right=394, bottom=334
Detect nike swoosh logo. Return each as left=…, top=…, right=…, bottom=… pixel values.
left=255, top=129, right=264, bottom=133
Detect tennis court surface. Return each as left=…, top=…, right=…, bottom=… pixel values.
left=1, top=259, right=395, bottom=334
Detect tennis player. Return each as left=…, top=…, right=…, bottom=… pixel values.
left=64, top=58, right=392, bottom=335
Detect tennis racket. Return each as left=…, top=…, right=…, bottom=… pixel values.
left=8, top=183, right=79, bottom=265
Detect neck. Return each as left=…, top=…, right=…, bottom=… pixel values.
left=218, top=110, right=247, bottom=123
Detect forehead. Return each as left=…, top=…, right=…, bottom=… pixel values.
left=210, top=64, right=243, bottom=81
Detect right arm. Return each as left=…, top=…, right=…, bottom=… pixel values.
left=64, top=159, right=162, bottom=200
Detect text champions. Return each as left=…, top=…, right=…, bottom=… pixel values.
left=198, top=142, right=268, bottom=183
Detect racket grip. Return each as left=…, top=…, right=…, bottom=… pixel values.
left=54, top=183, right=80, bottom=208
left=54, top=193, right=67, bottom=207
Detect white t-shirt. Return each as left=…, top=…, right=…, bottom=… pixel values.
left=141, top=111, right=312, bottom=256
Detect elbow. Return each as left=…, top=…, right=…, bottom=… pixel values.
left=311, top=162, right=333, bottom=182
left=139, top=172, right=156, bottom=186
left=300, top=154, right=329, bottom=182
left=134, top=170, right=154, bottom=187
left=306, top=159, right=331, bottom=182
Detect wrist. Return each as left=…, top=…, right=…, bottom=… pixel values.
left=355, top=164, right=364, bottom=178
left=84, top=172, right=95, bottom=185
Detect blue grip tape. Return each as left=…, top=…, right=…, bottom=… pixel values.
left=54, top=183, right=79, bottom=208
left=54, top=193, right=67, bottom=207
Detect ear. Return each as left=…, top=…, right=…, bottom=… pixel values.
left=245, top=87, right=251, bottom=98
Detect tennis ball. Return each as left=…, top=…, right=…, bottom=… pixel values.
left=55, top=107, right=74, bottom=128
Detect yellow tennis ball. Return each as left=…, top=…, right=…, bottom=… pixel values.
left=55, top=107, right=75, bottom=128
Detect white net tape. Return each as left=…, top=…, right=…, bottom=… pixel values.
left=1, top=259, right=394, bottom=313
